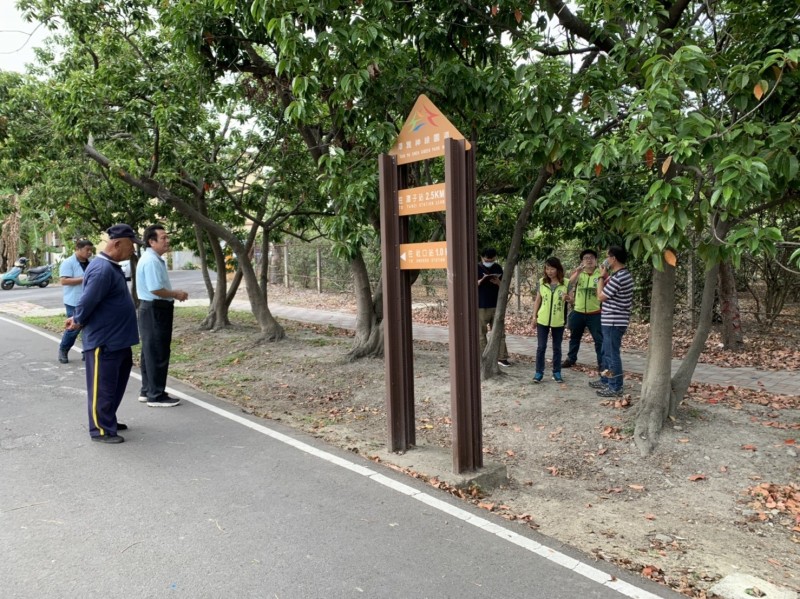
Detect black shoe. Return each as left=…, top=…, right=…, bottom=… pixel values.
left=147, top=396, right=180, bottom=408
left=588, top=380, right=607, bottom=389
left=497, top=359, right=511, bottom=368
left=561, top=359, right=575, bottom=368
left=117, top=423, right=128, bottom=431
left=91, top=435, right=124, bottom=444
left=597, top=388, right=623, bottom=397
left=58, top=349, right=69, bottom=364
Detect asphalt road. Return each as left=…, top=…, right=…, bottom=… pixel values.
left=0, top=270, right=209, bottom=310
left=0, top=315, right=683, bottom=599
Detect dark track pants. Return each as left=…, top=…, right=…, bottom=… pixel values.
left=566, top=310, right=603, bottom=369
left=138, top=300, right=174, bottom=401
left=85, top=346, right=133, bottom=438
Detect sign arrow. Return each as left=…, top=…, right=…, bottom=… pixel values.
left=400, top=252, right=407, bottom=261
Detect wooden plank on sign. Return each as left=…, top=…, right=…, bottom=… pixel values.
left=398, top=183, right=446, bottom=216
left=388, top=94, right=471, bottom=165
left=399, top=241, right=447, bottom=270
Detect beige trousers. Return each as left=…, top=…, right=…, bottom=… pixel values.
left=478, top=307, right=508, bottom=360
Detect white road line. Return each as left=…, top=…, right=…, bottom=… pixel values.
left=167, top=388, right=664, bottom=599
left=3, top=315, right=666, bottom=599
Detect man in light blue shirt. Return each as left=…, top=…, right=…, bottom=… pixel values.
left=135, top=224, right=188, bottom=407
left=58, top=239, right=94, bottom=363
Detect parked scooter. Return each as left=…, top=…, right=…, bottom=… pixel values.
left=1, top=257, right=54, bottom=290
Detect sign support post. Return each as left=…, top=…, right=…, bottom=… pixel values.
left=379, top=156, right=415, bottom=451
left=445, top=138, right=482, bottom=471
left=379, top=94, right=482, bottom=472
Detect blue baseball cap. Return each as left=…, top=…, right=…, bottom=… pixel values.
left=107, top=223, right=144, bottom=245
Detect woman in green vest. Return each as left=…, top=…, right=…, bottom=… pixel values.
left=532, top=257, right=569, bottom=383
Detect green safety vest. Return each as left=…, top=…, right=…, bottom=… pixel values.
left=537, top=281, right=569, bottom=327
left=572, top=271, right=602, bottom=314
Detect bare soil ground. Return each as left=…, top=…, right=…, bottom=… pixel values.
left=166, top=290, right=800, bottom=599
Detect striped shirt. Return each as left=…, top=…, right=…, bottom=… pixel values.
left=601, top=268, right=634, bottom=327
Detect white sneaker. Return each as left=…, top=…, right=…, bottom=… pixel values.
left=138, top=395, right=148, bottom=403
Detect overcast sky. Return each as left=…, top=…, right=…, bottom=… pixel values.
left=0, top=2, right=50, bottom=73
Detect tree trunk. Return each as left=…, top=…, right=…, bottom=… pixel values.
left=718, top=258, right=744, bottom=350
left=202, top=256, right=233, bottom=331
left=84, top=144, right=283, bottom=340
left=633, top=265, right=676, bottom=456
left=193, top=224, right=215, bottom=302
left=669, top=262, right=719, bottom=409
left=200, top=229, right=232, bottom=331
left=269, top=243, right=281, bottom=285
left=347, top=249, right=384, bottom=360
left=481, top=166, right=552, bottom=379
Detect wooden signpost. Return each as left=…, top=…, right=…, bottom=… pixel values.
left=379, top=95, right=482, bottom=473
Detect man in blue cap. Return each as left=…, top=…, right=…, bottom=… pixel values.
left=66, top=224, right=141, bottom=444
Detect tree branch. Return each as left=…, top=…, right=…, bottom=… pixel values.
left=542, top=0, right=615, bottom=53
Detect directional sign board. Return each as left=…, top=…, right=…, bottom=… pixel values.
left=388, top=94, right=471, bottom=165
left=398, top=183, right=446, bottom=216
left=399, top=241, right=447, bottom=270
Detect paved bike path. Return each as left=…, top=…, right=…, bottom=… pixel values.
left=0, top=315, right=680, bottom=598
left=265, top=304, right=799, bottom=396
left=2, top=298, right=796, bottom=395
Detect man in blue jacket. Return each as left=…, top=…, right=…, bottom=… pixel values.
left=66, top=224, right=141, bottom=444
left=58, top=239, right=94, bottom=363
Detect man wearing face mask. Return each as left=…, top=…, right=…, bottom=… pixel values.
left=477, top=248, right=511, bottom=367
left=562, top=249, right=603, bottom=371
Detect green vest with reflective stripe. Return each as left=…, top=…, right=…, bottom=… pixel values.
left=573, top=271, right=602, bottom=314
left=537, top=281, right=568, bottom=327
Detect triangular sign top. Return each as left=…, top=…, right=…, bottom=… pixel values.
left=388, top=94, right=471, bottom=165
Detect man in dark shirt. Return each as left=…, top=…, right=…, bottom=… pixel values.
left=66, top=224, right=142, bottom=444
left=477, top=248, right=510, bottom=367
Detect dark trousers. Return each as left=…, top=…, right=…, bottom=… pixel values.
left=535, top=324, right=564, bottom=374
left=566, top=311, right=603, bottom=369
left=60, top=305, right=81, bottom=351
left=600, top=325, right=627, bottom=392
left=138, top=300, right=174, bottom=401
left=85, top=346, right=132, bottom=438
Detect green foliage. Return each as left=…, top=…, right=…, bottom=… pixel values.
left=6, top=0, right=800, bottom=290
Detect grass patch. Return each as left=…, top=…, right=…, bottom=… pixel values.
left=22, top=315, right=65, bottom=334
left=169, top=337, right=199, bottom=363
left=174, top=306, right=258, bottom=327
left=218, top=351, right=249, bottom=366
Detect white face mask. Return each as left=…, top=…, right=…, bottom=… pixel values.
left=482, top=261, right=495, bottom=268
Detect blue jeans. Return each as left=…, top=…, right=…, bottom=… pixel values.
left=535, top=324, right=564, bottom=374
left=59, top=304, right=81, bottom=351
left=566, top=311, right=602, bottom=369
left=600, top=325, right=627, bottom=391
